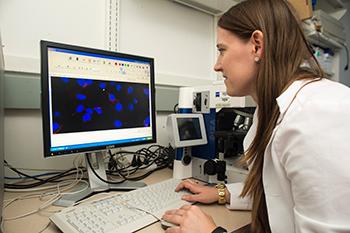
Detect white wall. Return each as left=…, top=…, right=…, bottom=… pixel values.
left=0, top=0, right=107, bottom=73
left=0, top=0, right=216, bottom=84
left=0, top=0, right=216, bottom=173
left=4, top=110, right=77, bottom=172
left=118, top=0, right=215, bottom=81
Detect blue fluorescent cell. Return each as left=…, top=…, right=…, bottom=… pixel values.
left=85, top=79, right=93, bottom=85
left=127, top=86, right=134, bottom=94
left=77, top=79, right=93, bottom=87
left=128, top=104, right=134, bottom=111
left=77, top=79, right=86, bottom=87
left=114, top=120, right=122, bottom=128
left=53, top=122, right=60, bottom=132
left=133, top=98, right=138, bottom=104
left=54, top=111, right=61, bottom=117
left=94, top=107, right=102, bottom=115
left=76, top=94, right=87, bottom=100
left=76, top=105, right=85, bottom=113
left=144, top=88, right=149, bottom=96
left=86, top=108, right=93, bottom=114
left=82, top=113, right=92, bottom=122
left=61, top=77, right=70, bottom=83
left=144, top=116, right=150, bottom=127
left=116, top=84, right=121, bottom=91
left=109, top=93, right=116, bottom=102
left=99, top=82, right=107, bottom=89
left=115, top=103, right=122, bottom=112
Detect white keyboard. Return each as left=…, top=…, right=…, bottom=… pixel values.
left=51, top=179, right=191, bottom=233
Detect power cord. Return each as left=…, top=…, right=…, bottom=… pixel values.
left=173, top=103, right=179, bottom=113
left=85, top=154, right=127, bottom=185
left=1, top=157, right=88, bottom=232
left=85, top=145, right=174, bottom=185
left=341, top=43, right=349, bottom=71
left=4, top=167, right=87, bottom=189
left=107, top=145, right=173, bottom=178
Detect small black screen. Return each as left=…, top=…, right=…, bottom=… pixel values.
left=177, top=118, right=202, bottom=141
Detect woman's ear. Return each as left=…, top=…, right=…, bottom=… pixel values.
left=250, top=30, right=264, bottom=58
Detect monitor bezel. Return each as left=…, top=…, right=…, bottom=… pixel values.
left=40, top=40, right=157, bottom=157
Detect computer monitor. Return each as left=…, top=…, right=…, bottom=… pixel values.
left=166, top=113, right=207, bottom=148
left=40, top=40, right=156, bottom=206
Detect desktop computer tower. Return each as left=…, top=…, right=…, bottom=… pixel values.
left=0, top=32, right=5, bottom=229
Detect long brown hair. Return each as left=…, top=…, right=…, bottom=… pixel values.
left=218, top=0, right=324, bottom=232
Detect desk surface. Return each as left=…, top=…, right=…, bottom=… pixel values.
left=3, top=168, right=251, bottom=233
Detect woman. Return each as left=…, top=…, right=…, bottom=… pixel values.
left=162, top=0, right=350, bottom=232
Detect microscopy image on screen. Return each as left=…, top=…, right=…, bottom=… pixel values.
left=51, top=76, right=151, bottom=134
left=177, top=118, right=202, bottom=141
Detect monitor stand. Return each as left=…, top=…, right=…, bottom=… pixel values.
left=53, top=151, right=146, bottom=207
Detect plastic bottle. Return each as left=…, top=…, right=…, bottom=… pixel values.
left=314, top=46, right=324, bottom=68
left=323, top=48, right=334, bottom=75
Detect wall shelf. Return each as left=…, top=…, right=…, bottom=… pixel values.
left=316, top=0, right=347, bottom=19
left=306, top=30, right=343, bottom=50
left=325, top=0, right=345, bottom=9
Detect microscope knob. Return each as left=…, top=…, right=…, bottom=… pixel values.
left=182, top=155, right=192, bottom=165
left=204, top=160, right=217, bottom=175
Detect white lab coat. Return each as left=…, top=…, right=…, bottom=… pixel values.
left=226, top=79, right=350, bottom=233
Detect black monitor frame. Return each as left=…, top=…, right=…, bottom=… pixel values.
left=41, top=40, right=157, bottom=157
left=40, top=40, right=157, bottom=206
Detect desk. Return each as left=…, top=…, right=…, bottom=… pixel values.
left=3, top=168, right=251, bottom=233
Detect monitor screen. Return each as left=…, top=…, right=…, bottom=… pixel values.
left=177, top=117, right=202, bottom=141
left=41, top=41, right=156, bottom=157
left=167, top=113, right=207, bottom=148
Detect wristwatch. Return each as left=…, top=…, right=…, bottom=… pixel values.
left=215, top=183, right=226, bottom=204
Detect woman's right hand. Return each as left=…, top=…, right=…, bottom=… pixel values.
left=176, top=180, right=219, bottom=204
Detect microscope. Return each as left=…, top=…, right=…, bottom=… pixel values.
left=167, top=81, right=255, bottom=184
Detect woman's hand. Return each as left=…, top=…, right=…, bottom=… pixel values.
left=162, top=204, right=217, bottom=233
left=176, top=180, right=219, bottom=204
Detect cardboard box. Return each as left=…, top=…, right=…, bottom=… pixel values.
left=288, top=0, right=313, bottom=20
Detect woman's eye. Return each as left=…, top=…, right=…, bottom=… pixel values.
left=218, top=48, right=225, bottom=54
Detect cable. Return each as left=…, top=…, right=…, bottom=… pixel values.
left=3, top=193, right=62, bottom=221
left=86, top=145, right=173, bottom=185
left=5, top=171, right=63, bottom=180
left=85, top=154, right=127, bottom=185
left=123, top=164, right=169, bottom=181
left=341, top=43, right=349, bottom=71
left=4, top=157, right=86, bottom=188
left=4, top=160, right=46, bottom=182
left=2, top=158, right=87, bottom=223
left=38, top=221, right=51, bottom=233
left=5, top=178, right=88, bottom=193
left=173, top=103, right=179, bottom=113
left=4, top=159, right=87, bottom=189
left=4, top=169, right=86, bottom=189
left=3, top=146, right=171, bottom=225
left=107, top=145, right=173, bottom=181
left=0, top=218, right=4, bottom=233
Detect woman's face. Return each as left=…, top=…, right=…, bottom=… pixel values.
left=214, top=27, right=259, bottom=99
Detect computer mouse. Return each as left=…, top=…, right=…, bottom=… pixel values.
left=160, top=219, right=178, bottom=230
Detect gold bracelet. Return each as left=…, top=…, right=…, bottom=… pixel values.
left=215, top=183, right=226, bottom=204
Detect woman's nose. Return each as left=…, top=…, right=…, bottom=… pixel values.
left=214, top=61, right=222, bottom=72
